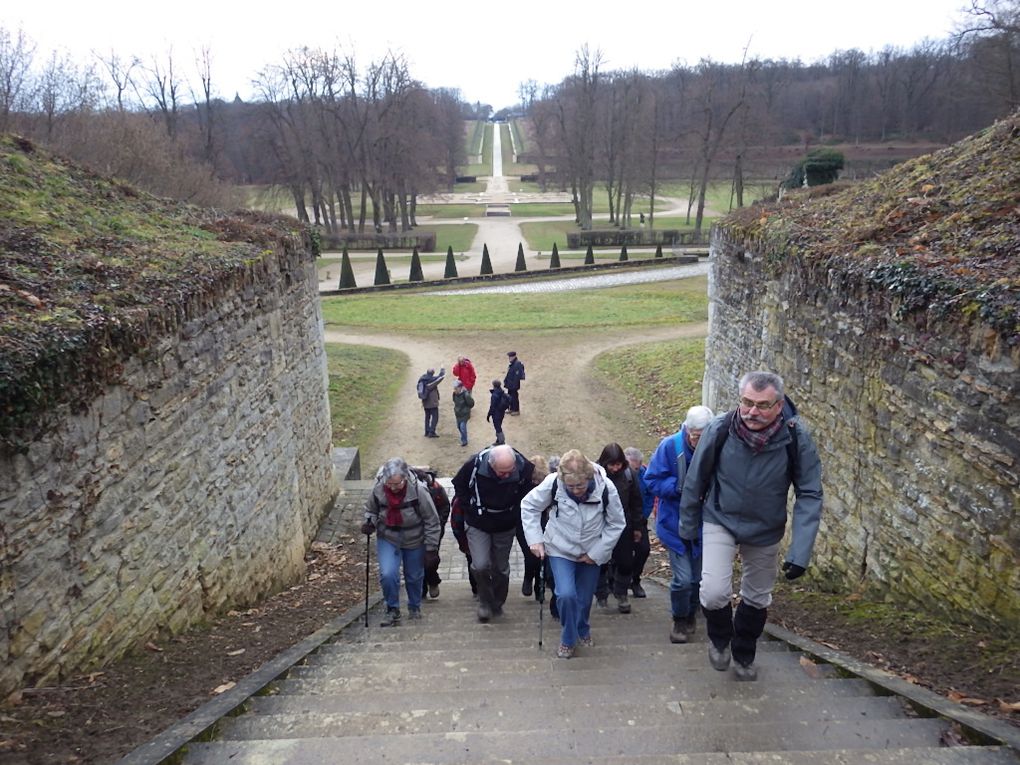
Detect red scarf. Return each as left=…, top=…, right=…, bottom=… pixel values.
left=383, top=485, right=406, bottom=527
left=732, top=411, right=784, bottom=453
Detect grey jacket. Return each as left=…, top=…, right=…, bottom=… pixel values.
left=364, top=474, right=442, bottom=551
left=520, top=464, right=626, bottom=565
left=678, top=413, right=823, bottom=567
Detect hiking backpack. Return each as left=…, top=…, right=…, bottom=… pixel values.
left=416, top=378, right=428, bottom=400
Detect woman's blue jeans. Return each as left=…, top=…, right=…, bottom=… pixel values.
left=668, top=545, right=702, bottom=619
left=547, top=555, right=600, bottom=648
left=457, top=419, right=468, bottom=445
left=376, top=536, right=425, bottom=612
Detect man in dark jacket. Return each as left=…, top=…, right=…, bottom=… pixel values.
left=503, top=351, right=525, bottom=416
left=452, top=444, right=535, bottom=622
left=679, top=371, right=823, bottom=682
left=418, top=366, right=445, bottom=438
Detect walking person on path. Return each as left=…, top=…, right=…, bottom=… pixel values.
left=486, top=380, right=511, bottom=445
left=624, top=446, right=653, bottom=599
left=417, top=366, right=445, bottom=438
left=644, top=405, right=714, bottom=644
left=361, top=458, right=442, bottom=626
left=452, top=444, right=535, bottom=622
left=503, top=351, right=525, bottom=415
left=679, top=372, right=823, bottom=681
left=452, top=356, right=477, bottom=391
left=452, top=380, right=475, bottom=447
left=521, top=449, right=625, bottom=658
left=593, top=443, right=644, bottom=615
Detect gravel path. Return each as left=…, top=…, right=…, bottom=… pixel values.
left=435, top=261, right=710, bottom=294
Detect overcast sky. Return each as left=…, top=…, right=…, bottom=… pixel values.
left=8, top=0, right=969, bottom=109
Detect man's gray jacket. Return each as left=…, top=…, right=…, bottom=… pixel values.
left=678, top=412, right=823, bottom=568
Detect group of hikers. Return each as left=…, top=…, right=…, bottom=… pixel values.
left=362, top=369, right=823, bottom=681
left=416, top=352, right=525, bottom=446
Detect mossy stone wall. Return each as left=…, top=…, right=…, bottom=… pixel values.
left=0, top=246, right=335, bottom=695
left=703, top=228, right=1019, bottom=629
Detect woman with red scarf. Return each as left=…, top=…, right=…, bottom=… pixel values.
left=361, top=458, right=442, bottom=626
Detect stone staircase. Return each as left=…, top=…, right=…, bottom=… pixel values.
left=179, top=572, right=1019, bottom=765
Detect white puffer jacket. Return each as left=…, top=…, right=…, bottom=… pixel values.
left=520, top=463, right=625, bottom=565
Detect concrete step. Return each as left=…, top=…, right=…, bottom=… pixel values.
left=246, top=677, right=883, bottom=715
left=182, top=718, right=951, bottom=764
left=219, top=696, right=913, bottom=740
left=306, top=634, right=793, bottom=661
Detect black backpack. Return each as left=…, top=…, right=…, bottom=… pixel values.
left=466, top=448, right=531, bottom=516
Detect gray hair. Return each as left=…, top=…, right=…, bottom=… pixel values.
left=684, top=405, right=715, bottom=431
left=547, top=455, right=561, bottom=472
left=488, top=444, right=515, bottom=467
left=376, top=457, right=410, bottom=482
left=623, top=446, right=643, bottom=463
left=738, top=371, right=785, bottom=399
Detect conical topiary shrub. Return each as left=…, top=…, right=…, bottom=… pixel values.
left=584, top=244, right=594, bottom=265
left=654, top=243, right=663, bottom=258
left=550, top=242, right=561, bottom=269
left=515, top=243, right=527, bottom=272
left=444, top=245, right=458, bottom=278
left=374, top=248, right=390, bottom=285
left=619, top=244, right=629, bottom=262
left=480, top=244, right=493, bottom=275
left=409, top=246, right=424, bottom=282
left=338, top=246, right=357, bottom=288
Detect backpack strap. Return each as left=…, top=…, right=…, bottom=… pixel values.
left=708, top=411, right=799, bottom=491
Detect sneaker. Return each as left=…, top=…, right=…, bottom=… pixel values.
left=477, top=604, right=492, bottom=622
left=669, top=618, right=688, bottom=644
left=556, top=643, right=574, bottom=659
left=596, top=597, right=608, bottom=609
left=408, top=609, right=422, bottom=621
left=709, top=643, right=732, bottom=671
left=733, top=662, right=758, bottom=681
left=578, top=634, right=594, bottom=648
left=616, top=594, right=631, bottom=614
left=522, top=579, right=533, bottom=597
left=379, top=607, right=401, bottom=627
left=429, top=583, right=440, bottom=599
left=683, top=612, right=697, bottom=635
left=631, top=582, right=647, bottom=598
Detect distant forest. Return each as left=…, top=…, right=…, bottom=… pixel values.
left=1, top=0, right=1017, bottom=232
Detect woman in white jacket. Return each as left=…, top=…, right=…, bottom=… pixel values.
left=521, top=449, right=626, bottom=658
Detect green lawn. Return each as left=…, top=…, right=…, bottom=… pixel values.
left=326, top=344, right=408, bottom=447
left=321, top=277, right=708, bottom=331
left=592, top=337, right=707, bottom=438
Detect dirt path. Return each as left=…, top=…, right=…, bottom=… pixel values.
left=323, top=322, right=708, bottom=476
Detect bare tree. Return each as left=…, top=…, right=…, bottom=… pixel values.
left=96, top=49, right=138, bottom=111
left=138, top=49, right=184, bottom=140
left=955, top=0, right=1020, bottom=109
left=0, top=26, right=35, bottom=133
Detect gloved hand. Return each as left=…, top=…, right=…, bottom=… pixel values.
left=360, top=521, right=375, bottom=536
left=424, top=549, right=440, bottom=570
left=782, top=561, right=806, bottom=580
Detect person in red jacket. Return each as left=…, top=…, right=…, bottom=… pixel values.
left=453, top=356, right=477, bottom=391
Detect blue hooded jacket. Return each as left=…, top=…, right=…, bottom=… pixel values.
left=645, top=425, right=699, bottom=557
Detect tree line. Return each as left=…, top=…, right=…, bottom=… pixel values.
left=0, top=0, right=1016, bottom=235
left=521, top=0, right=1020, bottom=233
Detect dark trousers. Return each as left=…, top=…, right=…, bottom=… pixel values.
left=424, top=407, right=438, bottom=436
left=515, top=522, right=542, bottom=587
left=423, top=524, right=447, bottom=591
left=507, top=388, right=520, bottom=413
left=491, top=414, right=505, bottom=444
left=631, top=526, right=650, bottom=585
left=596, top=529, right=635, bottom=599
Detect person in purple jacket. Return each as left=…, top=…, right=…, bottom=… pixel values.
left=644, top=405, right=714, bottom=644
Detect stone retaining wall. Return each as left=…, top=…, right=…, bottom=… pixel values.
left=702, top=228, right=1019, bottom=628
left=0, top=247, right=335, bottom=694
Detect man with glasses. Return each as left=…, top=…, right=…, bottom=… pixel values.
left=679, top=372, right=823, bottom=681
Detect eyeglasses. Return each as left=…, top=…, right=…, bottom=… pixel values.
left=384, top=477, right=406, bottom=490
left=563, top=479, right=588, bottom=491
left=739, top=397, right=779, bottom=411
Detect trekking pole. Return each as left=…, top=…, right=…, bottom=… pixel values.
left=364, top=532, right=371, bottom=629
left=535, top=564, right=546, bottom=650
